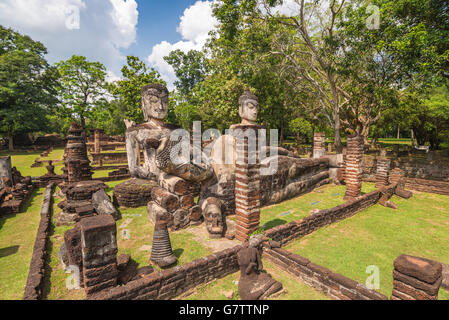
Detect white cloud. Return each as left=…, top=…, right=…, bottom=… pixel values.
left=0, top=0, right=138, bottom=76
left=273, top=0, right=300, bottom=16
left=147, top=1, right=218, bottom=90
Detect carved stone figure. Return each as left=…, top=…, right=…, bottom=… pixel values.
left=201, top=197, right=226, bottom=239
left=125, top=84, right=174, bottom=180
left=237, top=236, right=282, bottom=300
left=238, top=89, right=259, bottom=126
left=150, top=208, right=177, bottom=268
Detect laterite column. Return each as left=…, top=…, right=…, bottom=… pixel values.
left=344, top=134, right=364, bottom=201
left=375, top=157, right=391, bottom=189
left=234, top=125, right=261, bottom=242
left=313, top=132, right=326, bottom=159
left=80, top=215, right=118, bottom=296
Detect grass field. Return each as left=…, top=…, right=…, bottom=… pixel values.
left=43, top=178, right=213, bottom=300
left=0, top=188, right=45, bottom=300
left=0, top=148, right=65, bottom=177
left=182, top=259, right=329, bottom=300
left=260, top=183, right=377, bottom=230
left=1, top=148, right=448, bottom=300
left=284, top=191, right=449, bottom=300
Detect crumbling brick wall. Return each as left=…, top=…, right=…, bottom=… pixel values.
left=23, top=183, right=54, bottom=300
left=89, top=245, right=242, bottom=300
left=264, top=186, right=396, bottom=246
left=402, top=178, right=449, bottom=196
left=391, top=255, right=443, bottom=300
left=263, top=247, right=388, bottom=300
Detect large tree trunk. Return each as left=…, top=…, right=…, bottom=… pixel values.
left=333, top=113, right=343, bottom=154
left=361, top=125, right=370, bottom=145
left=8, top=133, right=14, bottom=151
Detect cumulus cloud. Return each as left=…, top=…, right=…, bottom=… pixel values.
left=147, top=0, right=218, bottom=90
left=0, top=0, right=138, bottom=76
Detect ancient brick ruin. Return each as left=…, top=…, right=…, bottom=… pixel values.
left=62, top=122, right=93, bottom=183
left=57, top=122, right=118, bottom=225
left=0, top=156, right=34, bottom=216
left=391, top=255, right=443, bottom=300
left=313, top=132, right=326, bottom=159
left=344, top=134, right=364, bottom=201
left=234, top=125, right=262, bottom=242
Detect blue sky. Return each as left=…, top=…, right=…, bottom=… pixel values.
left=0, top=0, right=218, bottom=88
left=0, top=0, right=296, bottom=87
left=122, top=0, right=199, bottom=61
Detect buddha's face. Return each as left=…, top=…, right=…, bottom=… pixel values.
left=142, top=89, right=169, bottom=121
left=239, top=98, right=258, bottom=124
left=204, top=204, right=225, bottom=238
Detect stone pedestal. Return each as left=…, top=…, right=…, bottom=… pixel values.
left=344, top=134, right=364, bottom=201
left=150, top=218, right=177, bottom=268
left=313, top=133, right=326, bottom=159
left=94, top=128, right=102, bottom=154
left=375, top=158, right=391, bottom=189
left=233, top=125, right=261, bottom=242
left=113, top=178, right=158, bottom=208
left=391, top=255, right=442, bottom=300
left=62, top=123, right=93, bottom=183
left=389, top=168, right=404, bottom=185
left=0, top=156, right=12, bottom=189
left=80, top=215, right=118, bottom=296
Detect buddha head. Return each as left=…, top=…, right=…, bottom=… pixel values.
left=141, top=84, right=169, bottom=121
left=239, top=89, right=259, bottom=125
left=202, top=197, right=226, bottom=239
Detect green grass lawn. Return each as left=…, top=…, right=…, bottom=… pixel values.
left=43, top=178, right=212, bottom=300
left=283, top=191, right=449, bottom=300
left=0, top=188, right=45, bottom=300
left=182, top=258, right=329, bottom=300
left=260, top=183, right=377, bottom=230
left=0, top=148, right=65, bottom=177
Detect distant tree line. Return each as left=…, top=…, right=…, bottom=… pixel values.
left=1, top=0, right=448, bottom=151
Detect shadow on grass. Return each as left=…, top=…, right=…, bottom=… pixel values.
left=174, top=248, right=184, bottom=259
left=41, top=191, right=55, bottom=300
left=0, top=188, right=42, bottom=231
left=0, top=245, right=20, bottom=258
left=263, top=219, right=288, bottom=230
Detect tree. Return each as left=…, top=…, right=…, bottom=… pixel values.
left=164, top=49, right=210, bottom=97
left=212, top=0, right=348, bottom=152
left=55, top=55, right=108, bottom=128
left=110, top=56, right=165, bottom=126
left=0, top=26, right=58, bottom=150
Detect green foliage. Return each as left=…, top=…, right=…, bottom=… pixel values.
left=164, top=50, right=209, bottom=97
left=289, top=118, right=313, bottom=145
left=110, top=56, right=165, bottom=127
left=0, top=25, right=58, bottom=149
left=55, top=55, right=108, bottom=132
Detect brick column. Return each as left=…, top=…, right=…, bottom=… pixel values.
left=234, top=125, right=261, bottom=242
left=391, top=255, right=442, bottom=300
left=0, top=156, right=12, bottom=189
left=94, top=129, right=101, bottom=154
left=375, top=157, right=391, bottom=189
left=344, top=134, right=364, bottom=201
left=80, top=215, right=118, bottom=296
left=313, top=133, right=326, bottom=159
left=389, top=168, right=404, bottom=185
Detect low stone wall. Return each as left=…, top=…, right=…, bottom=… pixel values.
left=89, top=245, right=242, bottom=300
left=391, top=255, right=442, bottom=300
left=402, top=178, right=449, bottom=196
left=264, top=247, right=388, bottom=300
left=23, top=183, right=54, bottom=300
left=91, top=152, right=128, bottom=165
left=264, top=188, right=389, bottom=246
left=362, top=153, right=449, bottom=182
left=261, top=157, right=329, bottom=206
